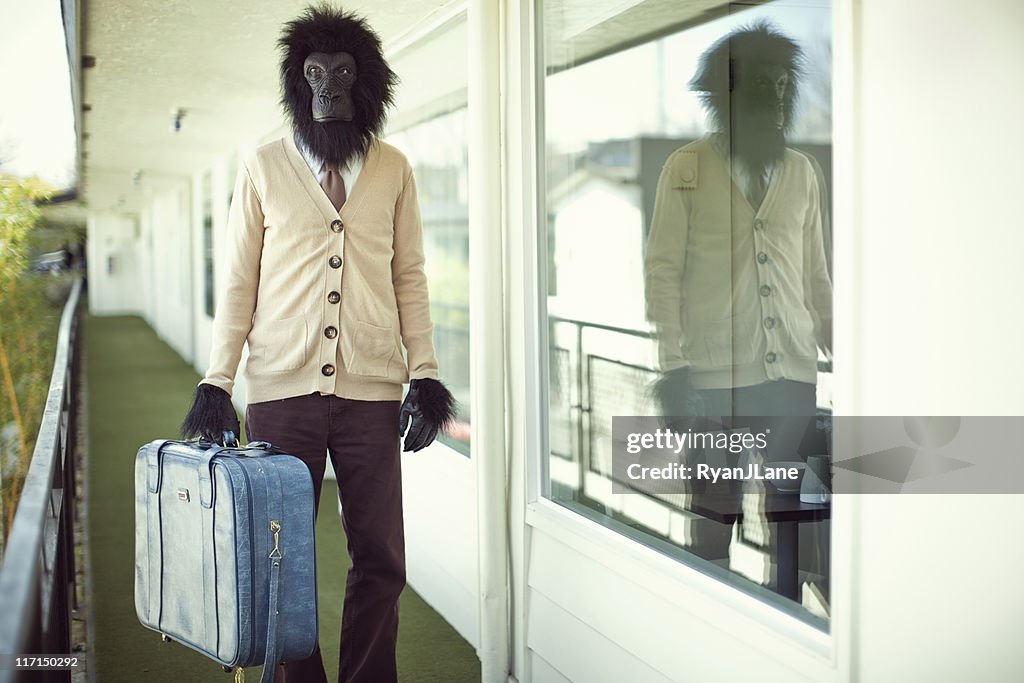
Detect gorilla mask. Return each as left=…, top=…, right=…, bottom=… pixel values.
left=690, top=20, right=804, bottom=172
left=279, top=4, right=397, bottom=168
left=304, top=51, right=357, bottom=122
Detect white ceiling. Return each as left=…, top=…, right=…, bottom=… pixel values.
left=77, top=0, right=451, bottom=214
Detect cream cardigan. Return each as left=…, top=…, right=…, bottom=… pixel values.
left=201, top=135, right=439, bottom=403
left=645, top=136, right=833, bottom=390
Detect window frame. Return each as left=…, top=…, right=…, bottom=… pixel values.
left=516, top=0, right=856, bottom=672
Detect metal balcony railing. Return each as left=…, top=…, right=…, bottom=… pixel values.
left=0, top=278, right=84, bottom=682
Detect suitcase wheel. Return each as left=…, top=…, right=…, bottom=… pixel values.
left=160, top=633, right=171, bottom=643
left=222, top=666, right=232, bottom=673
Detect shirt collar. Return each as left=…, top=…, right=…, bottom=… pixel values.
left=295, top=136, right=326, bottom=174
left=293, top=134, right=364, bottom=175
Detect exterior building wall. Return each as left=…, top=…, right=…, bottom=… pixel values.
left=848, top=0, right=1024, bottom=680
left=86, top=211, right=142, bottom=315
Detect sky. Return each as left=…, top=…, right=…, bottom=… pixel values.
left=0, top=0, right=77, bottom=190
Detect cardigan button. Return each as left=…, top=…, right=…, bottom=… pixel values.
left=330, top=219, right=344, bottom=233
left=765, top=352, right=778, bottom=364
left=321, top=364, right=336, bottom=376
left=754, top=219, right=765, bottom=230
left=763, top=317, right=776, bottom=329
left=757, top=251, right=769, bottom=264
left=324, top=326, right=338, bottom=339
left=329, top=255, right=342, bottom=269
left=327, top=291, right=340, bottom=304
left=759, top=284, right=772, bottom=297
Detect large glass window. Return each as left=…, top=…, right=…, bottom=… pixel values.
left=387, top=15, right=471, bottom=455
left=540, top=0, right=833, bottom=627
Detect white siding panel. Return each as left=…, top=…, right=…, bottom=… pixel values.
left=527, top=528, right=815, bottom=683
left=401, top=443, right=480, bottom=648
left=527, top=590, right=675, bottom=683
left=528, top=650, right=573, bottom=683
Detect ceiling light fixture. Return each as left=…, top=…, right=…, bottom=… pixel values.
left=169, top=107, right=185, bottom=133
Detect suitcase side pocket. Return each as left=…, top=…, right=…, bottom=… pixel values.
left=134, top=441, right=170, bottom=630
left=134, top=446, right=151, bottom=625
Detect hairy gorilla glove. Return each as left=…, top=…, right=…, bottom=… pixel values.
left=181, top=383, right=242, bottom=445
left=652, top=367, right=706, bottom=423
left=398, top=378, right=456, bottom=452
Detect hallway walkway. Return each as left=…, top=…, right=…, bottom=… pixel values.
left=84, top=315, right=479, bottom=682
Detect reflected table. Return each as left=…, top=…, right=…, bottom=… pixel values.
left=685, top=491, right=831, bottom=600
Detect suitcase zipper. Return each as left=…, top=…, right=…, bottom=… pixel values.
left=270, top=520, right=282, bottom=559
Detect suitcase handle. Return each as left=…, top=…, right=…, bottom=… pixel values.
left=196, top=442, right=289, bottom=508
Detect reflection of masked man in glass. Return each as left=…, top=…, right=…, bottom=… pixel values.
left=644, top=21, right=832, bottom=528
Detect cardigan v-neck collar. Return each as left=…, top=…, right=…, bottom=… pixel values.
left=282, top=133, right=379, bottom=224
left=703, top=134, right=785, bottom=218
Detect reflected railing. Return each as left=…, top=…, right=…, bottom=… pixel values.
left=548, top=315, right=657, bottom=480
left=548, top=313, right=832, bottom=621
left=549, top=313, right=832, bottom=477
left=0, top=278, right=84, bottom=682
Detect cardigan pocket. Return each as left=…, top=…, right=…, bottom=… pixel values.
left=697, top=316, right=757, bottom=368
left=347, top=320, right=396, bottom=378
left=783, top=311, right=818, bottom=359
left=250, top=314, right=308, bottom=372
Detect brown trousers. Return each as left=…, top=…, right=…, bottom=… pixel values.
left=245, top=393, right=405, bottom=683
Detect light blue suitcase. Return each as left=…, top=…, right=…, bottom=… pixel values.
left=134, top=437, right=318, bottom=682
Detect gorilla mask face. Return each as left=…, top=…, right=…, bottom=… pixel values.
left=304, top=51, right=357, bottom=123
left=729, top=61, right=791, bottom=171
left=734, top=63, right=790, bottom=132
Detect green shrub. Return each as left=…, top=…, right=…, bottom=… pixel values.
left=0, top=174, right=64, bottom=544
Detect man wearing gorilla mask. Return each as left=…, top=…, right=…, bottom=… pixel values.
left=645, top=22, right=833, bottom=557
left=181, top=6, right=454, bottom=682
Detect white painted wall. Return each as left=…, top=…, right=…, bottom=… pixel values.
left=138, top=205, right=155, bottom=323
left=145, top=185, right=194, bottom=363
left=190, top=172, right=210, bottom=384
left=86, top=211, right=142, bottom=315
left=847, top=1, right=1024, bottom=681
left=88, top=184, right=193, bottom=352
left=401, top=445, right=480, bottom=647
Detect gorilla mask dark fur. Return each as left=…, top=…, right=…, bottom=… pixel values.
left=279, top=4, right=397, bottom=169
left=690, top=20, right=804, bottom=171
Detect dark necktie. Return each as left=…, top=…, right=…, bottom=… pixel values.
left=321, top=161, right=347, bottom=211
left=750, top=167, right=769, bottom=209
